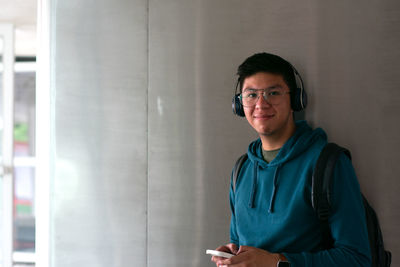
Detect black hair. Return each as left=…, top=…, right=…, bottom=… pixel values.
left=236, top=52, right=297, bottom=93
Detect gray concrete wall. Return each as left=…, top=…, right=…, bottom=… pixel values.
left=48, top=0, right=400, bottom=266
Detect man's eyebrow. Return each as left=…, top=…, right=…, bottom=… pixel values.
left=243, top=85, right=283, bottom=91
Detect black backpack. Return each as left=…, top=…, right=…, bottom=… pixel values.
left=232, top=143, right=391, bottom=266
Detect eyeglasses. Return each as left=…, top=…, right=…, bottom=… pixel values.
left=239, top=88, right=290, bottom=107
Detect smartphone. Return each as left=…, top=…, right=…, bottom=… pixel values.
left=206, top=249, right=234, bottom=259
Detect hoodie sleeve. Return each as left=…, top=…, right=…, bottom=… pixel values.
left=283, top=154, right=372, bottom=267
left=229, top=170, right=239, bottom=246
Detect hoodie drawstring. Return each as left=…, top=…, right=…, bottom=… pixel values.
left=248, top=162, right=281, bottom=212
left=268, top=165, right=281, bottom=213
left=248, top=161, right=258, bottom=208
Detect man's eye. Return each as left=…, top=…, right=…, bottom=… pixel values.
left=247, top=93, right=257, bottom=98
left=268, top=91, right=281, bottom=96
left=244, top=93, right=257, bottom=98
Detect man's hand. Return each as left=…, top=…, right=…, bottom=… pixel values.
left=214, top=245, right=281, bottom=267
left=211, top=243, right=239, bottom=265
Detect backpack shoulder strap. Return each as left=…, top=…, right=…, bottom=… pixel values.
left=312, top=142, right=351, bottom=248
left=362, top=195, right=392, bottom=266
left=232, top=153, right=248, bottom=193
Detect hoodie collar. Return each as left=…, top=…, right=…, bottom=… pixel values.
left=247, top=120, right=327, bottom=167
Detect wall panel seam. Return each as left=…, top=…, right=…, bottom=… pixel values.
left=146, top=0, right=150, bottom=266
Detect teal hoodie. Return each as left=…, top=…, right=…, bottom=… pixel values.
left=230, top=121, right=371, bottom=266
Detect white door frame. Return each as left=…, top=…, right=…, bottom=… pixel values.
left=36, top=0, right=51, bottom=266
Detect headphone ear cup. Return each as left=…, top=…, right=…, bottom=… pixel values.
left=232, top=94, right=245, bottom=117
left=291, top=87, right=304, bottom=111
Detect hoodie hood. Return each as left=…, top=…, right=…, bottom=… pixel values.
left=247, top=120, right=327, bottom=167
left=246, top=120, right=327, bottom=212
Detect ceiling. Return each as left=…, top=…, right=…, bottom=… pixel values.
left=0, top=0, right=37, bottom=56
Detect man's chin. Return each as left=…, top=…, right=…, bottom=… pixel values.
left=257, top=129, right=274, bottom=136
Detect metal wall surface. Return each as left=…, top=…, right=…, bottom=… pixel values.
left=50, top=0, right=148, bottom=266
left=306, top=2, right=400, bottom=263
left=48, top=0, right=400, bottom=266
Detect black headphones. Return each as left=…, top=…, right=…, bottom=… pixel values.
left=232, top=64, right=307, bottom=117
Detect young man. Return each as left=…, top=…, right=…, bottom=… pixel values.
left=211, top=53, right=371, bottom=267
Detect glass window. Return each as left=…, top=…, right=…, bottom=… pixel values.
left=14, top=71, right=35, bottom=157
left=13, top=64, right=36, bottom=266
left=13, top=166, right=35, bottom=253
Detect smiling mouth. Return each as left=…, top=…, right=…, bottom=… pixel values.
left=254, top=114, right=275, bottom=119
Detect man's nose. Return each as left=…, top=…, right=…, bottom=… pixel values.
left=255, top=93, right=271, bottom=107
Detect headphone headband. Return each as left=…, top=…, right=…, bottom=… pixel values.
left=289, top=64, right=307, bottom=111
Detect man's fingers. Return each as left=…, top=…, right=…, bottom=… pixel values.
left=210, top=244, right=239, bottom=265
left=211, top=256, right=225, bottom=262
left=237, top=245, right=251, bottom=254
left=215, top=245, right=231, bottom=253
left=226, top=243, right=239, bottom=254
left=216, top=258, right=232, bottom=266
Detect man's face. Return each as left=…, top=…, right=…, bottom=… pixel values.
left=242, top=72, right=294, bottom=138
